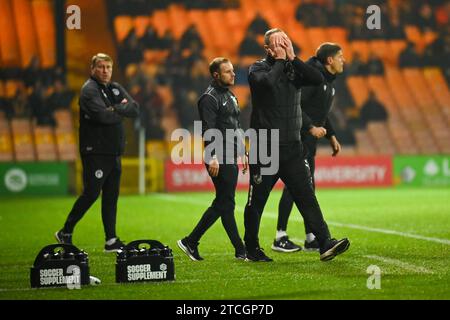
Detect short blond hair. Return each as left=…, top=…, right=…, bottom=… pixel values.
left=209, top=57, right=230, bottom=76
left=91, top=53, right=113, bottom=68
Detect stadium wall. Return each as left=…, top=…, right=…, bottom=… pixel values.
left=164, top=155, right=450, bottom=192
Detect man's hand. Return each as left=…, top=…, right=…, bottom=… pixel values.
left=208, top=157, right=219, bottom=177
left=241, top=152, right=249, bottom=175
left=271, top=32, right=286, bottom=48
left=329, top=135, right=341, bottom=157
left=268, top=45, right=287, bottom=60
left=121, top=98, right=128, bottom=104
left=309, top=126, right=327, bottom=138
left=281, top=35, right=295, bottom=61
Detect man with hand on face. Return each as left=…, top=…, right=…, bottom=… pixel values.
left=244, top=29, right=350, bottom=262
left=177, top=58, right=248, bottom=261
left=55, top=53, right=139, bottom=252
left=273, top=43, right=346, bottom=253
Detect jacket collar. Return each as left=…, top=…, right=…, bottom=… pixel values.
left=211, top=80, right=229, bottom=93
left=90, top=76, right=109, bottom=88
left=307, top=56, right=336, bottom=83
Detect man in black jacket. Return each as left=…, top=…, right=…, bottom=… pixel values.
left=273, top=43, right=345, bottom=253
left=244, top=29, right=350, bottom=262
left=55, top=53, right=139, bottom=252
left=177, top=57, right=248, bottom=261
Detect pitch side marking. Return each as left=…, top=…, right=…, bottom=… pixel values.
left=154, top=194, right=450, bottom=245
left=363, top=255, right=434, bottom=274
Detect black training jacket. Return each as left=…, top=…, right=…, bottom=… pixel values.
left=248, top=55, right=323, bottom=145
left=198, top=81, right=243, bottom=162
left=79, top=76, right=139, bottom=156
left=300, top=56, right=337, bottom=140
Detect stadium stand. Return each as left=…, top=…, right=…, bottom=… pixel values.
left=108, top=0, right=450, bottom=157
left=1, top=0, right=448, bottom=166
left=0, top=0, right=76, bottom=163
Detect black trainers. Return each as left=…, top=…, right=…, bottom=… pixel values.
left=320, top=238, right=350, bottom=261
left=235, top=247, right=246, bottom=260
left=177, top=237, right=203, bottom=261
left=55, top=230, right=72, bottom=245
left=104, top=238, right=125, bottom=253
left=245, top=247, right=273, bottom=262
left=304, top=239, right=320, bottom=252
left=271, top=236, right=302, bottom=253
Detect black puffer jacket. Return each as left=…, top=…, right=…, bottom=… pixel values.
left=248, top=55, right=323, bottom=145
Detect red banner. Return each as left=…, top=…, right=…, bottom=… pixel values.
left=314, top=156, right=392, bottom=187
left=164, top=162, right=253, bottom=192
left=164, top=156, right=393, bottom=192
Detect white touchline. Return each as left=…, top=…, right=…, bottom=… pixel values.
left=363, top=255, right=434, bottom=274
left=153, top=194, right=450, bottom=246
left=327, top=222, right=450, bottom=245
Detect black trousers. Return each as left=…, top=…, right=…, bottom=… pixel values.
left=278, top=136, right=317, bottom=233
left=187, top=164, right=244, bottom=251
left=244, top=142, right=330, bottom=250
left=63, top=154, right=121, bottom=240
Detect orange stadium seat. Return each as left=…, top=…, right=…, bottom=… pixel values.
left=206, top=10, right=231, bottom=53
left=388, top=40, right=407, bottom=66
left=366, top=75, right=397, bottom=113
left=354, top=129, right=377, bottom=155
left=31, top=0, right=56, bottom=68
left=347, top=76, right=369, bottom=108
left=114, top=16, right=134, bottom=42
left=55, top=110, right=73, bottom=130
left=233, top=85, right=250, bottom=108
left=55, top=128, right=77, bottom=161
left=0, top=0, right=21, bottom=67
left=156, top=85, right=174, bottom=109
left=0, top=118, right=13, bottom=161
left=12, top=0, right=39, bottom=68
left=350, top=40, right=370, bottom=62
left=167, top=5, right=190, bottom=40
left=404, top=25, right=428, bottom=53
left=423, top=68, right=450, bottom=126
left=368, top=39, right=389, bottom=62
left=366, top=121, right=397, bottom=154
left=11, top=119, right=36, bottom=161
left=5, top=80, right=23, bottom=98
left=143, top=49, right=169, bottom=64
left=151, top=10, right=171, bottom=38
left=285, top=21, right=314, bottom=59
left=133, top=16, right=150, bottom=38
left=307, top=28, right=329, bottom=53
left=33, top=125, right=58, bottom=161
left=0, top=81, right=5, bottom=98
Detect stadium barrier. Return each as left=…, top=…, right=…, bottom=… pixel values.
left=164, top=156, right=394, bottom=192
left=74, top=157, right=165, bottom=194
left=0, top=162, right=69, bottom=195
left=394, top=155, right=450, bottom=187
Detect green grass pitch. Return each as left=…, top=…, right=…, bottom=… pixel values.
left=0, top=188, right=449, bottom=300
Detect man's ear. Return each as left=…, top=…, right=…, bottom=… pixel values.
left=213, top=72, right=219, bottom=80
left=327, top=56, right=334, bottom=65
